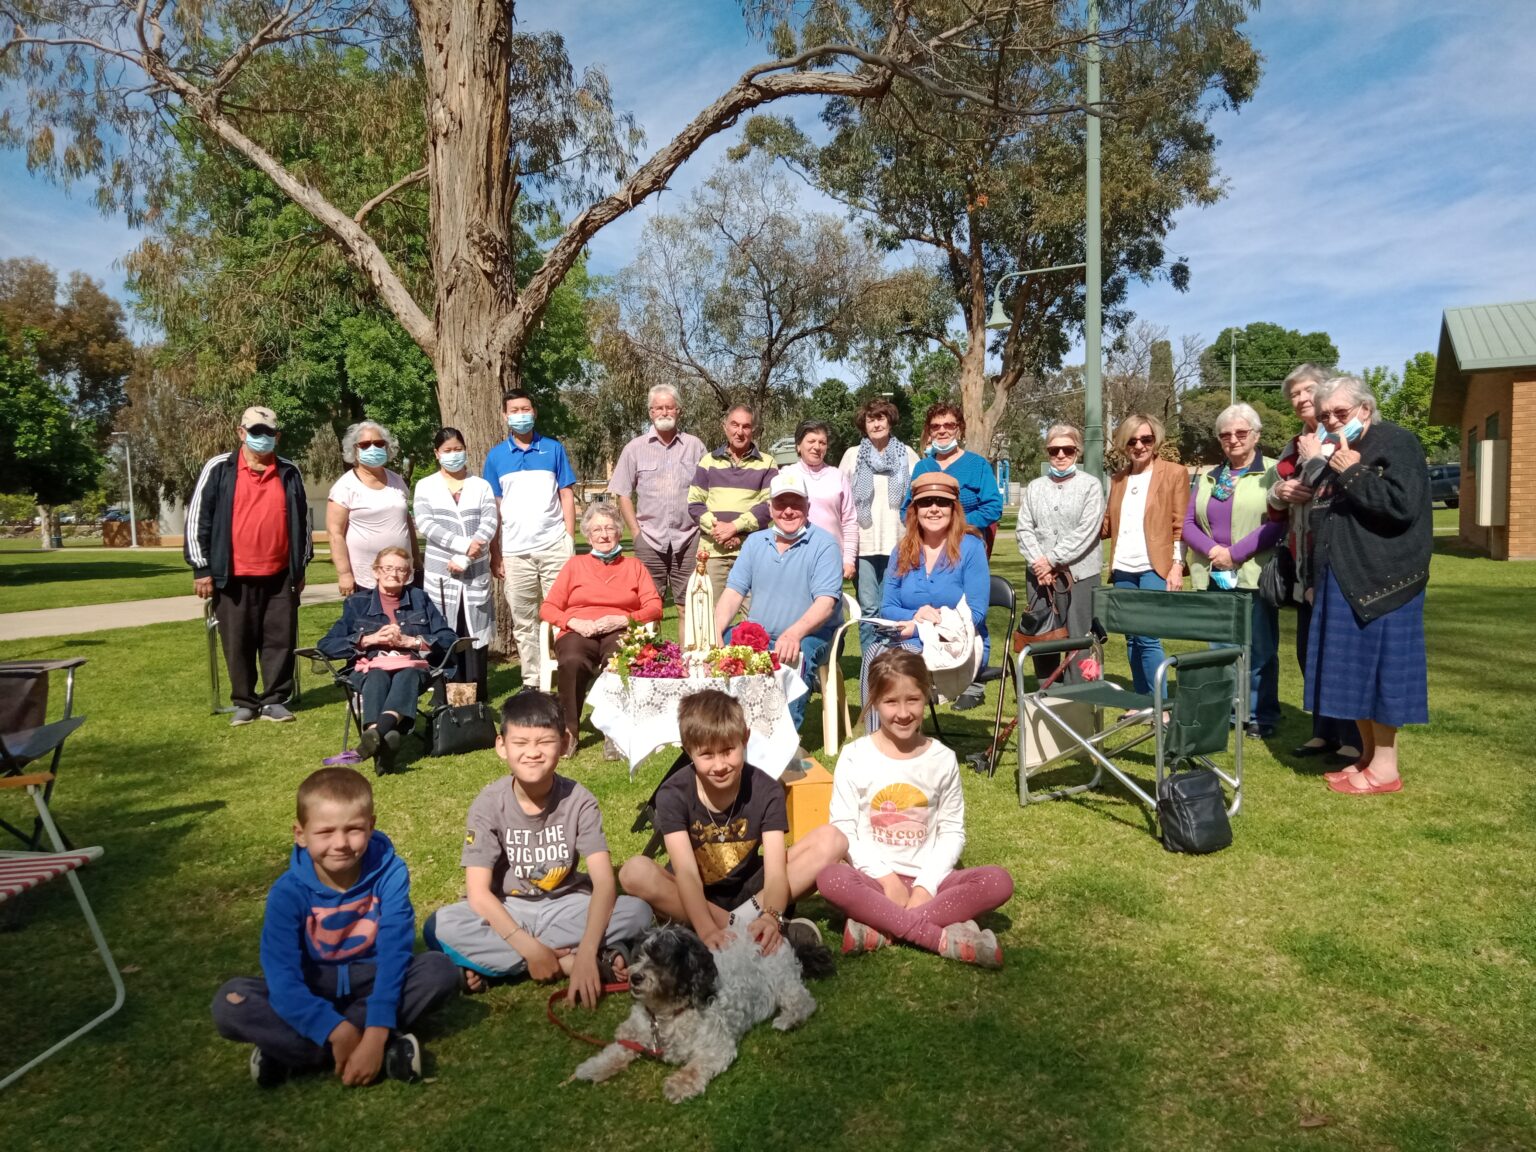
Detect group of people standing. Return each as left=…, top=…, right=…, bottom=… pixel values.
left=1015, top=368, right=1431, bottom=796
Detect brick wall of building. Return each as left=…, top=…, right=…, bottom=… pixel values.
left=1457, top=373, right=1511, bottom=558
left=1508, top=378, right=1536, bottom=560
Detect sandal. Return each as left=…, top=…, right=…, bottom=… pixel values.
left=458, top=966, right=489, bottom=995
left=1327, top=769, right=1401, bottom=795
left=1323, top=763, right=1366, bottom=784
left=597, top=942, right=632, bottom=984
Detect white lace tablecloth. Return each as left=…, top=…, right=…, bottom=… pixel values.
left=587, top=667, right=807, bottom=780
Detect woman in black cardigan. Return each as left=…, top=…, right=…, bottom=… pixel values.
left=1300, top=376, right=1432, bottom=795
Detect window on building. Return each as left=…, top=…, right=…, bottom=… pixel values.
left=1468, top=427, right=1479, bottom=475
left=1486, top=412, right=1501, bottom=441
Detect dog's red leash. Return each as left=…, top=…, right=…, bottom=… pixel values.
left=546, top=983, right=665, bottom=1060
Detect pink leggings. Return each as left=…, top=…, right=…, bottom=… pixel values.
left=815, top=863, right=1014, bottom=953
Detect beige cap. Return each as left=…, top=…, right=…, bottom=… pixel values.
left=910, top=471, right=961, bottom=502
left=240, top=405, right=279, bottom=430
left=769, top=472, right=809, bottom=501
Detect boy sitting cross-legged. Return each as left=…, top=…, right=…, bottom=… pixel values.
left=211, top=767, right=459, bottom=1087
left=619, top=689, right=846, bottom=954
left=425, top=690, right=652, bottom=1005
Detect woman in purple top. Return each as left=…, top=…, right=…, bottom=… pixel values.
left=1182, top=403, right=1285, bottom=737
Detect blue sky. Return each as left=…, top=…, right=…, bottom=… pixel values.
left=2, top=0, right=1532, bottom=377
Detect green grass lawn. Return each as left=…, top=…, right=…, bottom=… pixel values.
left=0, top=547, right=338, bottom=614
left=3, top=528, right=1534, bottom=1151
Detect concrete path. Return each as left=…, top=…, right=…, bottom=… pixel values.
left=0, top=584, right=344, bottom=642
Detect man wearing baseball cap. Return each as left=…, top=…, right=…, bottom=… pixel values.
left=714, top=471, right=843, bottom=730
left=185, top=407, right=313, bottom=725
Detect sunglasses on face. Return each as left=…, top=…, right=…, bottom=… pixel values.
left=1046, top=445, right=1079, bottom=458
left=1217, top=430, right=1251, bottom=443
left=245, top=425, right=277, bottom=438
left=1126, top=435, right=1155, bottom=448
left=914, top=497, right=952, bottom=509
left=928, top=422, right=960, bottom=433
left=356, top=439, right=388, bottom=450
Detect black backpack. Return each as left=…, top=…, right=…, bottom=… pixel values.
left=1156, top=769, right=1233, bottom=854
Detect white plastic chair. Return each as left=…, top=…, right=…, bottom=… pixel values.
left=540, top=620, right=656, bottom=693
left=819, top=593, right=863, bottom=756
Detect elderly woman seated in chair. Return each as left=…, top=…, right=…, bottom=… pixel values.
left=317, top=546, right=458, bottom=769
left=539, top=499, right=663, bottom=757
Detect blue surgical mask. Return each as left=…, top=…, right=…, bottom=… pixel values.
left=507, top=413, right=535, bottom=434
left=244, top=433, right=276, bottom=455
left=1048, top=464, right=1076, bottom=479
left=928, top=438, right=957, bottom=456
left=357, top=445, right=388, bottom=467
left=438, top=450, right=467, bottom=472
left=590, top=543, right=622, bottom=561
left=1335, top=416, right=1364, bottom=445
left=774, top=523, right=807, bottom=543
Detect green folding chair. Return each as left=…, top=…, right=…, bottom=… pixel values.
left=1013, top=586, right=1249, bottom=830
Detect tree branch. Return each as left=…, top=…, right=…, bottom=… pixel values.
left=354, top=167, right=428, bottom=224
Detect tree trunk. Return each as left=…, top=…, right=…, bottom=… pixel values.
left=36, top=503, right=55, bottom=551
left=418, top=0, right=518, bottom=465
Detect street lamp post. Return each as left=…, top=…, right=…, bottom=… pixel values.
left=1083, top=0, right=1103, bottom=478
left=109, top=432, right=138, bottom=549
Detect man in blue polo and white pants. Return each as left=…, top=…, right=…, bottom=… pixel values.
left=484, top=389, right=577, bottom=688
left=713, top=472, right=843, bottom=731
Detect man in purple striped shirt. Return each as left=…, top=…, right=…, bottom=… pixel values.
left=609, top=385, right=707, bottom=604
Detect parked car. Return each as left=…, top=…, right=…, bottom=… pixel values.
left=1428, top=463, right=1460, bottom=509
left=101, top=507, right=130, bottom=523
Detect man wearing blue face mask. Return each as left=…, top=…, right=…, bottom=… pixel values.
left=483, top=389, right=578, bottom=688
left=714, top=473, right=844, bottom=732
left=186, top=406, right=313, bottom=725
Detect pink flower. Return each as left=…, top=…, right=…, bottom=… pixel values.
left=1077, top=657, right=1101, bottom=681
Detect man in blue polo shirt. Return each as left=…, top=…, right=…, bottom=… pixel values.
left=484, top=389, right=577, bottom=687
left=714, top=472, right=842, bottom=730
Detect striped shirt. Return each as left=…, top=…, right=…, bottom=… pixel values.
left=608, top=428, right=706, bottom=550
left=688, top=444, right=777, bottom=558
left=483, top=433, right=577, bottom=556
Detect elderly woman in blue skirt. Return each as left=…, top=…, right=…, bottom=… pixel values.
left=1304, top=376, right=1432, bottom=795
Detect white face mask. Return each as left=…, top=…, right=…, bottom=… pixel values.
left=438, top=450, right=467, bottom=472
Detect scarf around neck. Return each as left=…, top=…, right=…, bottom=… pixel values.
left=852, top=438, right=910, bottom=528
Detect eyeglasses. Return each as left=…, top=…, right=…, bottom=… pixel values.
left=376, top=565, right=412, bottom=576
left=245, top=425, right=276, bottom=438
left=1126, top=435, right=1155, bottom=448
left=914, top=497, right=952, bottom=509
left=356, top=439, right=388, bottom=450
left=1046, top=445, right=1079, bottom=458
left=1319, top=406, right=1357, bottom=423
left=1217, top=430, right=1251, bottom=443
left=928, top=422, right=960, bottom=433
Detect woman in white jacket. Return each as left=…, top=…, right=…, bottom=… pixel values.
left=412, top=427, right=498, bottom=700
left=814, top=649, right=1014, bottom=968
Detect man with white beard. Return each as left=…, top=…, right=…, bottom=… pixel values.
left=609, top=384, right=707, bottom=605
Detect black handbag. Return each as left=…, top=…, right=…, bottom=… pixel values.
left=1257, top=544, right=1295, bottom=608
left=1156, top=769, right=1233, bottom=854
left=428, top=701, right=498, bottom=757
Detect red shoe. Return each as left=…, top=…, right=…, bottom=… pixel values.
left=1327, top=770, right=1401, bottom=795
left=1323, top=764, right=1364, bottom=783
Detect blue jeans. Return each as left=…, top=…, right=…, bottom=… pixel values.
left=1110, top=568, right=1167, bottom=695
left=855, top=554, right=889, bottom=649
left=725, top=625, right=830, bottom=731
left=1211, top=589, right=1280, bottom=728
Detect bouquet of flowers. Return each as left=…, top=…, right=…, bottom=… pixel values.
left=608, top=623, right=687, bottom=683
left=705, top=621, right=780, bottom=678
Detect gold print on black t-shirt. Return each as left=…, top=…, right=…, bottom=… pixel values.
left=689, top=817, right=754, bottom=885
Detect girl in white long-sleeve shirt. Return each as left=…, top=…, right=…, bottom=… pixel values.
left=815, top=649, right=1014, bottom=968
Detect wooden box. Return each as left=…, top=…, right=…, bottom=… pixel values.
left=781, top=756, right=833, bottom=845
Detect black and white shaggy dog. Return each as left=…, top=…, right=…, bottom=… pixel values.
left=573, top=924, right=832, bottom=1102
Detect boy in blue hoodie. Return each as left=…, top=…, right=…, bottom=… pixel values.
left=212, top=767, right=458, bottom=1086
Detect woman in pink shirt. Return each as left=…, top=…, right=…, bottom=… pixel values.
left=780, top=420, right=857, bottom=579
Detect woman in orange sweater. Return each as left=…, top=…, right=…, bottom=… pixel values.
left=539, top=500, right=663, bottom=755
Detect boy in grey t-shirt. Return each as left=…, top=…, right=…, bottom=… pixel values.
left=425, top=692, right=651, bottom=1004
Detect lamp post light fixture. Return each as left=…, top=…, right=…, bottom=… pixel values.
left=108, top=431, right=139, bottom=549
left=985, top=263, right=1088, bottom=332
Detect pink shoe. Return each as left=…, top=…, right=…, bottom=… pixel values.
left=940, top=922, right=1003, bottom=969
left=841, top=919, right=891, bottom=955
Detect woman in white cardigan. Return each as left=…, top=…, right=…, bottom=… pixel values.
left=839, top=396, right=918, bottom=647
left=413, top=427, right=499, bottom=700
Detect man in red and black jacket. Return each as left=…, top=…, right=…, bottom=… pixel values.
left=186, top=406, right=313, bottom=725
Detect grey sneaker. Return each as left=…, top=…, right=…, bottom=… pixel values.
left=260, top=703, right=296, bottom=723
left=383, top=1033, right=422, bottom=1083
left=940, top=921, right=1003, bottom=969
left=602, top=736, right=623, bottom=762
left=230, top=707, right=258, bottom=727
left=783, top=917, right=823, bottom=953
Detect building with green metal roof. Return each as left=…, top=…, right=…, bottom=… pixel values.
left=1431, top=300, right=1536, bottom=559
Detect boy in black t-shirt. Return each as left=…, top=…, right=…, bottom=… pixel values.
left=618, top=690, right=846, bottom=953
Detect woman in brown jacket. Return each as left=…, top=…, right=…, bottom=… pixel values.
left=1101, top=414, right=1190, bottom=694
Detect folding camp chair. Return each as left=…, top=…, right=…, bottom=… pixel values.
left=0, top=659, right=86, bottom=851
left=966, top=576, right=1019, bottom=776
left=294, top=637, right=474, bottom=758
left=0, top=766, right=125, bottom=1090
left=1013, top=586, right=1248, bottom=829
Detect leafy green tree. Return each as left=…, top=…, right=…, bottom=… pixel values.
left=0, top=327, right=104, bottom=542
left=1200, top=322, right=1338, bottom=389
left=1372, top=352, right=1455, bottom=460
left=800, top=379, right=859, bottom=459
left=739, top=0, right=1261, bottom=455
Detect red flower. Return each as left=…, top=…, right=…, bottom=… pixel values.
left=1077, top=657, right=1101, bottom=681
left=770, top=653, right=781, bottom=670
left=638, top=645, right=658, bottom=662
left=720, top=657, right=746, bottom=677
left=733, top=622, right=771, bottom=653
